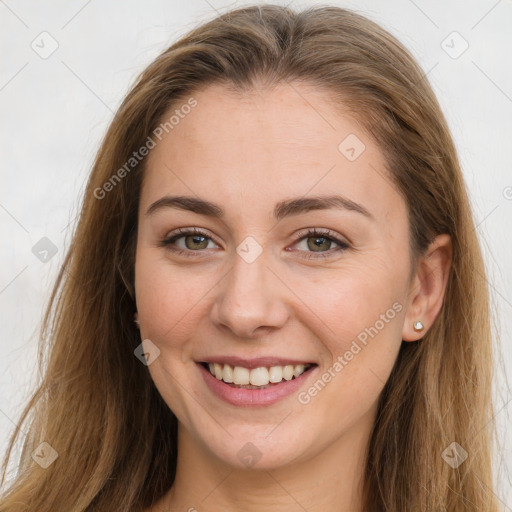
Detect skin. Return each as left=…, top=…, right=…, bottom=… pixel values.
left=135, top=82, right=452, bottom=511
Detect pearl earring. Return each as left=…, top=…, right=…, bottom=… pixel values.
left=413, top=320, right=424, bottom=332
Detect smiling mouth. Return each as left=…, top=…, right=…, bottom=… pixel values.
left=200, top=362, right=317, bottom=389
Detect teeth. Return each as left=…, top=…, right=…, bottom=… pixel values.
left=283, top=365, right=294, bottom=381
left=214, top=363, right=223, bottom=380
left=249, top=367, right=269, bottom=386
left=222, top=364, right=234, bottom=383
left=293, top=364, right=305, bottom=378
left=269, top=366, right=283, bottom=383
left=233, top=366, right=250, bottom=385
left=206, top=362, right=311, bottom=386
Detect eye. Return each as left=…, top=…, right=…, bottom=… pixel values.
left=159, top=228, right=220, bottom=257
left=290, top=228, right=350, bottom=259
left=158, top=227, right=350, bottom=259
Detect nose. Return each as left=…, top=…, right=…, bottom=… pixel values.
left=210, top=248, right=290, bottom=339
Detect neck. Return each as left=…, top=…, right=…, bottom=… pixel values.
left=161, top=410, right=375, bottom=512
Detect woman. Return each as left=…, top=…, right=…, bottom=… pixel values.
left=0, top=5, right=500, bottom=511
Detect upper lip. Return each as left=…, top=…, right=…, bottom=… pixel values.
left=198, top=356, right=316, bottom=369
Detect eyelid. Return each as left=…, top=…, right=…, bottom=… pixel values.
left=292, top=227, right=350, bottom=247
left=159, top=227, right=350, bottom=258
left=161, top=227, right=221, bottom=245
left=287, top=228, right=350, bottom=259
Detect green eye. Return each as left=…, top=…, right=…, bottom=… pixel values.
left=160, top=227, right=349, bottom=259
left=293, top=228, right=350, bottom=259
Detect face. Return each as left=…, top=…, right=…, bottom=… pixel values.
left=134, top=82, right=413, bottom=470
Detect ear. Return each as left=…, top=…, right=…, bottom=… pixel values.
left=402, top=234, right=452, bottom=341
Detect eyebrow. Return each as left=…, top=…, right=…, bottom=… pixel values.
left=145, top=194, right=373, bottom=221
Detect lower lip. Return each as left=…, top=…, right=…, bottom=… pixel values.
left=197, top=363, right=317, bottom=407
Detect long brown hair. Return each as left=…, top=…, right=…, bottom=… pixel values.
left=0, top=5, right=499, bottom=511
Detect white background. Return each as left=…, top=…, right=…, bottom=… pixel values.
left=1, top=0, right=510, bottom=507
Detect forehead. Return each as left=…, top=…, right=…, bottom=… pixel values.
left=141, top=82, right=405, bottom=225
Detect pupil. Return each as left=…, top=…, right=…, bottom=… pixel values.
left=187, top=235, right=207, bottom=249
left=309, top=237, right=329, bottom=252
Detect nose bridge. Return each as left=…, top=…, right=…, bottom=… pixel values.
left=211, top=243, right=289, bottom=338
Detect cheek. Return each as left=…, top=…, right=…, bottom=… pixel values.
left=134, top=249, right=215, bottom=342
left=134, top=249, right=210, bottom=422
left=133, top=240, right=409, bottom=462
left=292, top=264, right=406, bottom=412
left=296, top=261, right=406, bottom=348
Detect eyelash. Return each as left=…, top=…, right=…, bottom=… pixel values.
left=158, top=227, right=350, bottom=260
